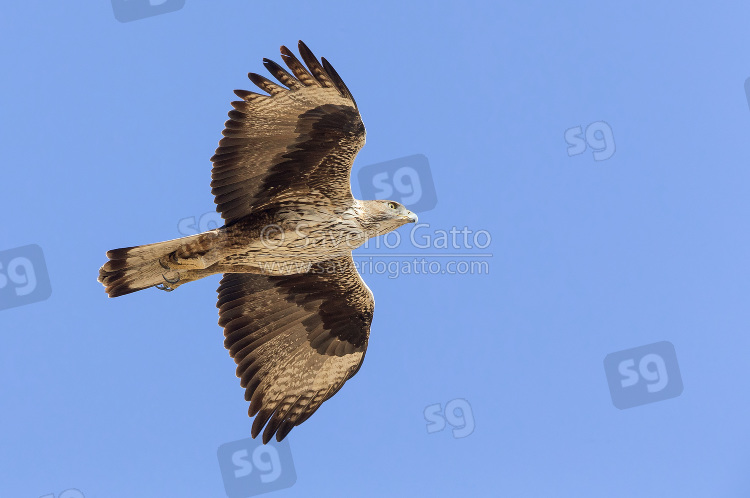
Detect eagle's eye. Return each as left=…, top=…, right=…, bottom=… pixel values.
left=387, top=202, right=398, bottom=210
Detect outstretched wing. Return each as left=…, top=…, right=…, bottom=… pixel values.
left=216, top=255, right=374, bottom=443
left=212, top=41, right=365, bottom=222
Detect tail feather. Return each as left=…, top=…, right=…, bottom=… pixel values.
left=98, top=233, right=211, bottom=298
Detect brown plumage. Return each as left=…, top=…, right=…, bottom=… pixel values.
left=98, top=41, right=417, bottom=443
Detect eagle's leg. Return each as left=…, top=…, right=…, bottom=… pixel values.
left=157, top=229, right=227, bottom=272
left=154, top=232, right=226, bottom=291
left=158, top=249, right=219, bottom=271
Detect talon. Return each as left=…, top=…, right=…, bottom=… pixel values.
left=162, top=272, right=181, bottom=284
left=155, top=283, right=174, bottom=292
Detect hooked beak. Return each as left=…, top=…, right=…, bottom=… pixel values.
left=401, top=211, right=418, bottom=223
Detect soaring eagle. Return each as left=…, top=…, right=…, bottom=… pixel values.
left=98, top=41, right=418, bottom=443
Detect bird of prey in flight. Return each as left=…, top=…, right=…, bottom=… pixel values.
left=98, top=41, right=418, bottom=443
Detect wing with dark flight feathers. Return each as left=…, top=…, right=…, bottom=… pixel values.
left=211, top=41, right=365, bottom=222
left=216, top=254, right=373, bottom=443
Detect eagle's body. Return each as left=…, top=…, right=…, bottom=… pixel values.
left=220, top=200, right=371, bottom=272
left=98, top=41, right=417, bottom=443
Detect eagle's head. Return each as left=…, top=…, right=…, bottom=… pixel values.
left=358, top=200, right=418, bottom=238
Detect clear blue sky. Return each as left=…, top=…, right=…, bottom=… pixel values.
left=2, top=2, right=750, bottom=497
